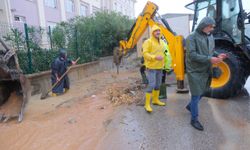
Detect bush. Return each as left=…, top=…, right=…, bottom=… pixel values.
left=52, top=11, right=133, bottom=63
left=17, top=49, right=58, bottom=74
left=3, top=11, right=133, bottom=74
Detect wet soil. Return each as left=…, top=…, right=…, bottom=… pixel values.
left=0, top=68, right=142, bottom=150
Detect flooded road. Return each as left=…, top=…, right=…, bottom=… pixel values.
left=0, top=69, right=249, bottom=150
left=98, top=77, right=250, bottom=150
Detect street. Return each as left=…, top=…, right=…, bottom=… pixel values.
left=97, top=77, right=250, bottom=150
left=0, top=0, right=250, bottom=150
left=0, top=69, right=249, bottom=150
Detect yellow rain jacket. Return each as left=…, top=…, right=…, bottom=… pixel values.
left=142, top=25, right=165, bottom=69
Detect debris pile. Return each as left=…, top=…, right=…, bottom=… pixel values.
left=106, top=80, right=144, bottom=106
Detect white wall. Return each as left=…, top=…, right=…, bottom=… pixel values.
left=166, top=15, right=191, bottom=38
left=0, top=0, right=12, bottom=39
left=108, top=0, right=135, bottom=18
left=0, top=0, right=12, bottom=24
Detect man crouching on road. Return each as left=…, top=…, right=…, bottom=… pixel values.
left=142, top=25, right=166, bottom=113
left=185, top=17, right=227, bottom=131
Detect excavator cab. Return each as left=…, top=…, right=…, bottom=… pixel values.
left=187, top=0, right=250, bottom=44
left=186, top=0, right=250, bottom=98
left=0, top=38, right=28, bottom=122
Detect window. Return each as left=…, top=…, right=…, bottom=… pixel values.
left=120, top=5, right=123, bottom=13
left=222, top=0, right=241, bottom=43
left=114, top=2, right=117, bottom=11
left=242, top=0, right=250, bottom=37
left=45, top=0, right=57, bottom=8
left=192, top=0, right=216, bottom=29
left=92, top=6, right=100, bottom=14
left=80, top=3, right=89, bottom=16
left=242, top=0, right=250, bottom=12
left=14, top=15, right=26, bottom=23
left=65, top=0, right=74, bottom=13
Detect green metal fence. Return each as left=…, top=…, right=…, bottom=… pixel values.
left=0, top=22, right=97, bottom=74
left=0, top=12, right=132, bottom=74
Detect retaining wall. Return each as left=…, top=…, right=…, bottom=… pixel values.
left=26, top=56, right=114, bottom=96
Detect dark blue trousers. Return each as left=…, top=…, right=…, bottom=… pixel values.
left=187, top=95, right=202, bottom=121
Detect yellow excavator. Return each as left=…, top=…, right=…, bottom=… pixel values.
left=113, top=1, right=187, bottom=92
left=114, top=0, right=250, bottom=99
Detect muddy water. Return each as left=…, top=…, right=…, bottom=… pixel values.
left=0, top=95, right=114, bottom=150
left=0, top=69, right=140, bottom=150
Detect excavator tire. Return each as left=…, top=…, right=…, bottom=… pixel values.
left=205, top=47, right=247, bottom=99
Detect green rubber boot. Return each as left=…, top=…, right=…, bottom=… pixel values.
left=141, top=73, right=148, bottom=84
left=159, top=84, right=167, bottom=99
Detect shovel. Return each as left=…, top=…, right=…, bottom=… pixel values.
left=40, top=57, right=80, bottom=100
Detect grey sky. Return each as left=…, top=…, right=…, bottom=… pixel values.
left=135, top=0, right=194, bottom=16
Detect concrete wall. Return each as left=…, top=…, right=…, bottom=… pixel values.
left=26, top=56, right=113, bottom=96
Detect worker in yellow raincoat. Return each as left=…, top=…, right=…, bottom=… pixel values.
left=142, top=25, right=166, bottom=112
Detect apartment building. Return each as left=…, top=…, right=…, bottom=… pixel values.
left=0, top=0, right=136, bottom=29
left=101, top=0, right=135, bottom=18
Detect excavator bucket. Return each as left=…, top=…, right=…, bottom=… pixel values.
left=113, top=47, right=123, bottom=74
left=0, top=38, right=29, bottom=123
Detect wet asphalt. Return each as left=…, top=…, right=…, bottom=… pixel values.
left=97, top=78, right=250, bottom=150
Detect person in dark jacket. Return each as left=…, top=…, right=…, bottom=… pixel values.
left=51, top=49, right=76, bottom=96
left=185, top=17, right=227, bottom=131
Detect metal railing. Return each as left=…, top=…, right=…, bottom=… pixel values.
left=0, top=22, right=98, bottom=74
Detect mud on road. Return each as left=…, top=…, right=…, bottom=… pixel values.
left=0, top=68, right=144, bottom=150
left=0, top=67, right=250, bottom=150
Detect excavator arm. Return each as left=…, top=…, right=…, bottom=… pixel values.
left=114, top=1, right=187, bottom=92
left=118, top=1, right=158, bottom=53
left=113, top=1, right=158, bottom=71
